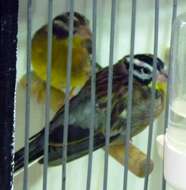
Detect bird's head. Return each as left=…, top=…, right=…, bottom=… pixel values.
left=124, top=54, right=168, bottom=92
left=53, top=12, right=92, bottom=53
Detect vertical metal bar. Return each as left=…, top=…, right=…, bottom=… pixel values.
left=123, top=0, right=137, bottom=190
left=103, top=0, right=116, bottom=190
left=144, top=0, right=159, bottom=189
left=162, top=1, right=178, bottom=190
left=23, top=0, right=32, bottom=189
left=62, top=1, right=74, bottom=190
left=42, top=0, right=53, bottom=190
left=86, top=0, right=97, bottom=189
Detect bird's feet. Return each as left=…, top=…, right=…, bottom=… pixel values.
left=19, top=72, right=66, bottom=111
left=19, top=72, right=46, bottom=104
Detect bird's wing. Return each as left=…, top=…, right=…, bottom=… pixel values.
left=37, top=62, right=130, bottom=165
left=38, top=123, right=119, bottom=166
left=48, top=61, right=129, bottom=133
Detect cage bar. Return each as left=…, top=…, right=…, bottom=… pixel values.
left=103, top=0, right=116, bottom=190
left=123, top=0, right=137, bottom=190
left=144, top=0, right=160, bottom=189
left=86, top=0, right=97, bottom=190
left=23, top=0, right=32, bottom=189
left=161, top=1, right=178, bottom=190
left=42, top=0, right=53, bottom=190
left=12, top=0, right=185, bottom=189
left=62, top=1, right=74, bottom=190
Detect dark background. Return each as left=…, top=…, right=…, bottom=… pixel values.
left=0, top=0, right=18, bottom=189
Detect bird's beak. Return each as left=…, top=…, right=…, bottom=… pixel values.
left=76, top=25, right=92, bottom=54
left=77, top=25, right=92, bottom=39
left=155, top=69, right=168, bottom=92
left=157, top=69, right=168, bottom=83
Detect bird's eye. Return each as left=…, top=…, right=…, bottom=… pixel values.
left=142, top=67, right=151, bottom=74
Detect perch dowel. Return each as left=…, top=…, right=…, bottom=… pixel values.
left=109, top=142, right=154, bottom=177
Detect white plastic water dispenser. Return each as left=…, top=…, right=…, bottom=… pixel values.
left=157, top=12, right=186, bottom=190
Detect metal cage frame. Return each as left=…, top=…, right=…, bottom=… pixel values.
left=0, top=0, right=179, bottom=190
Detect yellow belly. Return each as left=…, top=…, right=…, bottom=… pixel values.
left=32, top=32, right=90, bottom=91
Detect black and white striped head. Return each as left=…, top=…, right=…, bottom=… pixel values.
left=53, top=12, right=90, bottom=39
left=124, top=54, right=166, bottom=85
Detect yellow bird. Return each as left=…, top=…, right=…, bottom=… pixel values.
left=31, top=12, right=92, bottom=98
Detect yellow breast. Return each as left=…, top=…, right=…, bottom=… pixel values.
left=32, top=29, right=90, bottom=92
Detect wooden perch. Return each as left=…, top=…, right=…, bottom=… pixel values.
left=109, top=142, right=154, bottom=177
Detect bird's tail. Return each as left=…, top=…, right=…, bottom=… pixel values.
left=14, top=130, right=44, bottom=175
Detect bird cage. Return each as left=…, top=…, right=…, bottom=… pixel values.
left=1, top=0, right=186, bottom=190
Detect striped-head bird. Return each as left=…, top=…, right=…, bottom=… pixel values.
left=14, top=54, right=167, bottom=173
